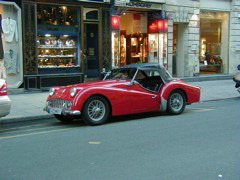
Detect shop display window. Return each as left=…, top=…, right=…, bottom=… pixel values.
left=199, top=11, right=229, bottom=74
left=148, top=34, right=158, bottom=62
left=37, top=35, right=79, bottom=68
left=37, top=5, right=78, bottom=28
left=37, top=5, right=81, bottom=73
left=148, top=33, right=167, bottom=67
left=112, top=31, right=120, bottom=67
left=120, top=34, right=126, bottom=66
left=112, top=12, right=168, bottom=68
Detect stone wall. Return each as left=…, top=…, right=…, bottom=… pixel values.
left=165, top=0, right=199, bottom=77
left=229, top=0, right=240, bottom=73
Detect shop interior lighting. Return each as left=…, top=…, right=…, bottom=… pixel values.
left=45, top=34, right=51, bottom=37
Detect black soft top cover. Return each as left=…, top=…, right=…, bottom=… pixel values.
left=120, top=63, right=173, bottom=82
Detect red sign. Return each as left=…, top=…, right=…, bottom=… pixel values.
left=111, top=16, right=120, bottom=30
left=163, top=20, right=168, bottom=32
left=148, top=20, right=168, bottom=33
left=157, top=20, right=164, bottom=32
left=148, top=20, right=158, bottom=33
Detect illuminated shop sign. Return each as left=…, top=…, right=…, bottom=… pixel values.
left=111, top=16, right=120, bottom=30
left=126, top=1, right=152, bottom=8
left=148, top=20, right=168, bottom=33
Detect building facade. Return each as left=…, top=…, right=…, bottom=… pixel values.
left=164, top=0, right=240, bottom=77
left=0, top=0, right=240, bottom=90
left=111, top=0, right=240, bottom=78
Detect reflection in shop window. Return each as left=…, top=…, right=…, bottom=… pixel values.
left=37, top=5, right=78, bottom=27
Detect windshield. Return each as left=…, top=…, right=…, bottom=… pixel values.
left=104, top=68, right=137, bottom=80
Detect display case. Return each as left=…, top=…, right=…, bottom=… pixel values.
left=148, top=33, right=168, bottom=67
left=37, top=34, right=80, bottom=74
left=148, top=33, right=159, bottom=63
left=112, top=31, right=120, bottom=67
left=120, top=34, right=126, bottom=66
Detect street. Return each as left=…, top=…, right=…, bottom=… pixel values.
left=0, top=98, right=240, bottom=180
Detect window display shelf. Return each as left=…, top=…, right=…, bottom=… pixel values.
left=38, top=56, right=76, bottom=58
left=37, top=34, right=78, bottom=68
left=38, top=46, right=77, bottom=49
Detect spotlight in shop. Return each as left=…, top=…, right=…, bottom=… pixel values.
left=63, top=35, right=69, bottom=37
left=45, top=34, right=51, bottom=37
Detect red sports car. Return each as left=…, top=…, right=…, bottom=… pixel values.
left=44, top=63, right=201, bottom=125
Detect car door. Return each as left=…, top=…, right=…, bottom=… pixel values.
left=129, top=69, right=162, bottom=113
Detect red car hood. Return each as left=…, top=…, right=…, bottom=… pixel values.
left=60, top=80, right=130, bottom=89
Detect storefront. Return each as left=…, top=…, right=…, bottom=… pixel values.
left=111, top=1, right=168, bottom=68
left=22, top=0, right=111, bottom=90
left=0, top=1, right=23, bottom=89
left=199, top=11, right=229, bottom=74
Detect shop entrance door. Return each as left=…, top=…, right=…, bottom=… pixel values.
left=83, top=23, right=99, bottom=78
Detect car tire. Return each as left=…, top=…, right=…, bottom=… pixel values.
left=82, top=96, right=110, bottom=126
left=167, top=90, right=186, bottom=115
left=54, top=114, right=74, bottom=123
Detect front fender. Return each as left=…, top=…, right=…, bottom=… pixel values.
left=71, top=87, right=130, bottom=115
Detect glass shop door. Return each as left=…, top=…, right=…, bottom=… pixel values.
left=83, top=23, right=99, bottom=78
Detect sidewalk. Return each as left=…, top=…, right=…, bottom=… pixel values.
left=0, top=79, right=239, bottom=124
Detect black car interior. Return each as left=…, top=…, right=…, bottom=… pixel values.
left=135, top=70, right=163, bottom=92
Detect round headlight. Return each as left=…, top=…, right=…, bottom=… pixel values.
left=49, top=87, right=55, bottom=96
left=70, top=88, right=77, bottom=97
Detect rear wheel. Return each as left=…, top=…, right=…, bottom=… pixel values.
left=54, top=114, right=74, bottom=123
left=167, top=90, right=186, bottom=115
left=82, top=96, right=110, bottom=126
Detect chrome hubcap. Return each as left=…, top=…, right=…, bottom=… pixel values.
left=170, top=93, right=183, bottom=111
left=88, top=100, right=105, bottom=121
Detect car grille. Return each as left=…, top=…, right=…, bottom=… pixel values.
left=48, top=99, right=70, bottom=108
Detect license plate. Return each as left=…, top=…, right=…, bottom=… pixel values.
left=49, top=108, right=62, bottom=115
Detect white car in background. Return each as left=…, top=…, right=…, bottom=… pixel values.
left=0, top=79, right=11, bottom=118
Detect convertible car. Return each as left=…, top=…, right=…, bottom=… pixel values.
left=44, top=63, right=201, bottom=125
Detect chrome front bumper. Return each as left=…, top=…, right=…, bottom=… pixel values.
left=44, top=106, right=81, bottom=115
left=44, top=99, right=81, bottom=116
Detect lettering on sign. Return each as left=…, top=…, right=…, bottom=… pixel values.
left=126, top=2, right=152, bottom=8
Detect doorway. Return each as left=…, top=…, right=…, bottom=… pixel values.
left=83, top=23, right=99, bottom=78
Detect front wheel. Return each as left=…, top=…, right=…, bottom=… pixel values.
left=54, top=114, right=74, bottom=123
left=82, top=96, right=110, bottom=126
left=167, top=90, right=186, bottom=115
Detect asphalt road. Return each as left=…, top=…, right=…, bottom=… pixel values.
left=0, top=98, right=240, bottom=180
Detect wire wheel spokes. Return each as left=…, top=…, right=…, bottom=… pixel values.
left=88, top=100, right=106, bottom=122
left=170, top=93, right=183, bottom=111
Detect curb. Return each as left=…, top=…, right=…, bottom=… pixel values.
left=0, top=114, right=54, bottom=124
left=180, top=75, right=232, bottom=82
